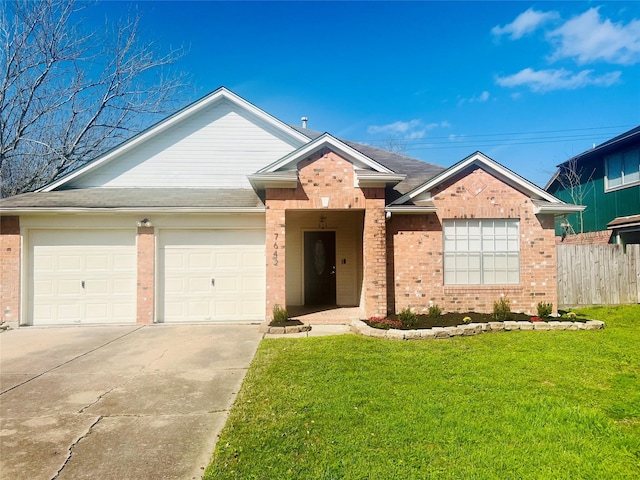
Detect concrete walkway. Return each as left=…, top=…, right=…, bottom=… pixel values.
left=262, top=323, right=352, bottom=339
left=0, top=324, right=262, bottom=480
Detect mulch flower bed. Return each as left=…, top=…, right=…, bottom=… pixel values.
left=367, top=312, right=584, bottom=330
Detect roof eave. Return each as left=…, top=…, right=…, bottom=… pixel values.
left=556, top=127, right=640, bottom=168
left=385, top=206, right=437, bottom=214
left=1, top=206, right=266, bottom=214
left=258, top=133, right=395, bottom=175
left=608, top=222, right=640, bottom=230
left=392, top=152, right=564, bottom=206
left=357, top=173, right=406, bottom=188
left=247, top=172, right=298, bottom=189
left=533, top=204, right=586, bottom=215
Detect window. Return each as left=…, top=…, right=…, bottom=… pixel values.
left=444, top=219, right=519, bottom=285
left=606, top=147, right=640, bottom=190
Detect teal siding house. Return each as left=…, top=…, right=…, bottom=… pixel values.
left=545, top=126, right=640, bottom=244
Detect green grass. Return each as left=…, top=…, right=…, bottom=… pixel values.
left=205, top=305, right=640, bottom=479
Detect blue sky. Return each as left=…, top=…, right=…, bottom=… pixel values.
left=88, top=1, right=639, bottom=187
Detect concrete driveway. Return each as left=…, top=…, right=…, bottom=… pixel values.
left=0, top=324, right=262, bottom=480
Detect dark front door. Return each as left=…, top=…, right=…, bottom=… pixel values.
left=304, top=231, right=336, bottom=305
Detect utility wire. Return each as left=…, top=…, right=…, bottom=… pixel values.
left=358, top=124, right=635, bottom=147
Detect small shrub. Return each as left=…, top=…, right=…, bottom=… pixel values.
left=427, top=304, right=442, bottom=318
left=272, top=304, right=289, bottom=324
left=368, top=317, right=402, bottom=330
left=493, top=296, right=512, bottom=321
left=567, top=311, right=577, bottom=319
left=462, top=316, right=472, bottom=324
left=537, top=301, right=553, bottom=319
left=398, top=307, right=418, bottom=328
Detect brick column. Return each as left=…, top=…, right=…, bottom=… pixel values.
left=265, top=201, right=286, bottom=321
left=136, top=226, right=155, bottom=324
left=0, top=216, right=20, bottom=324
left=362, top=190, right=387, bottom=318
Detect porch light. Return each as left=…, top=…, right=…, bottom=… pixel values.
left=321, top=196, right=330, bottom=208
left=137, top=218, right=152, bottom=227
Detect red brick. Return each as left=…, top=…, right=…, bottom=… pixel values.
left=387, top=168, right=558, bottom=316
left=0, top=216, right=20, bottom=323
left=136, top=226, right=155, bottom=324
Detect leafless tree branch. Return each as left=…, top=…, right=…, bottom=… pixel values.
left=556, top=158, right=595, bottom=234
left=0, top=0, right=187, bottom=197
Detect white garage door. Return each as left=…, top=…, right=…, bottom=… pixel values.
left=30, top=230, right=137, bottom=325
left=160, top=229, right=265, bottom=322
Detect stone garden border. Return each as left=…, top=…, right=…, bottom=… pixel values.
left=350, top=318, right=605, bottom=340
left=261, top=324, right=312, bottom=334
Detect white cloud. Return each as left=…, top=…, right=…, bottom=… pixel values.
left=477, top=91, right=490, bottom=102
left=492, top=8, right=559, bottom=39
left=496, top=67, right=621, bottom=92
left=547, top=7, right=640, bottom=65
left=457, top=91, right=491, bottom=106
left=367, top=119, right=449, bottom=139
left=367, top=119, right=421, bottom=135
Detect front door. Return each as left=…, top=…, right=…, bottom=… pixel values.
left=304, top=231, right=336, bottom=305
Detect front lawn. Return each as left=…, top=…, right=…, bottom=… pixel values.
left=205, top=305, right=640, bottom=479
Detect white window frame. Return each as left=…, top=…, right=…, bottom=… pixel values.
left=443, top=219, right=520, bottom=286
left=605, top=147, right=640, bottom=192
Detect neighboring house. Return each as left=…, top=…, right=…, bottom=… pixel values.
left=545, top=126, right=640, bottom=245
left=0, top=87, right=582, bottom=326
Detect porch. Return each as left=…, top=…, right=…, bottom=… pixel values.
left=287, top=305, right=365, bottom=325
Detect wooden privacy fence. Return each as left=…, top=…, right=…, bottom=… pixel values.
left=556, top=244, right=640, bottom=307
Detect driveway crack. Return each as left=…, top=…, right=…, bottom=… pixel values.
left=0, top=326, right=146, bottom=396
left=51, top=415, right=102, bottom=480
left=78, top=387, right=118, bottom=413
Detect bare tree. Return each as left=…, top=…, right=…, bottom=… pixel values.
left=384, top=135, right=408, bottom=155
left=556, top=158, right=595, bottom=234
left=0, top=0, right=187, bottom=197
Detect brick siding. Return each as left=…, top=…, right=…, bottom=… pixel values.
left=556, top=230, right=612, bottom=245
left=0, top=216, right=21, bottom=323
left=387, top=167, right=558, bottom=316
left=264, top=150, right=386, bottom=319
left=136, top=226, right=155, bottom=324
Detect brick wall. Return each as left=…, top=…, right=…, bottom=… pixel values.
left=265, top=203, right=286, bottom=320
left=387, top=167, right=558, bottom=315
left=264, top=150, right=385, bottom=319
left=136, top=226, right=155, bottom=324
left=0, top=216, right=21, bottom=323
left=556, top=230, right=612, bottom=245
left=362, top=189, right=387, bottom=318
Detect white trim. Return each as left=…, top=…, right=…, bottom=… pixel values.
left=604, top=146, right=640, bottom=192
left=385, top=206, right=437, bottom=214
left=533, top=204, right=586, bottom=215
left=443, top=218, right=521, bottom=286
left=247, top=171, right=298, bottom=189
left=256, top=133, right=395, bottom=174
left=355, top=171, right=406, bottom=187
left=391, top=151, right=564, bottom=206
left=1, top=207, right=266, bottom=214
left=41, top=87, right=310, bottom=192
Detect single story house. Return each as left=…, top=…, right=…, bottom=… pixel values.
left=0, top=87, right=583, bottom=326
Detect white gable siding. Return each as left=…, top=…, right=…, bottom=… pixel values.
left=66, top=99, right=303, bottom=189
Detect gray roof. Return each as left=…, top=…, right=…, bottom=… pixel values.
left=3, top=127, right=447, bottom=211
left=0, top=188, right=264, bottom=211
